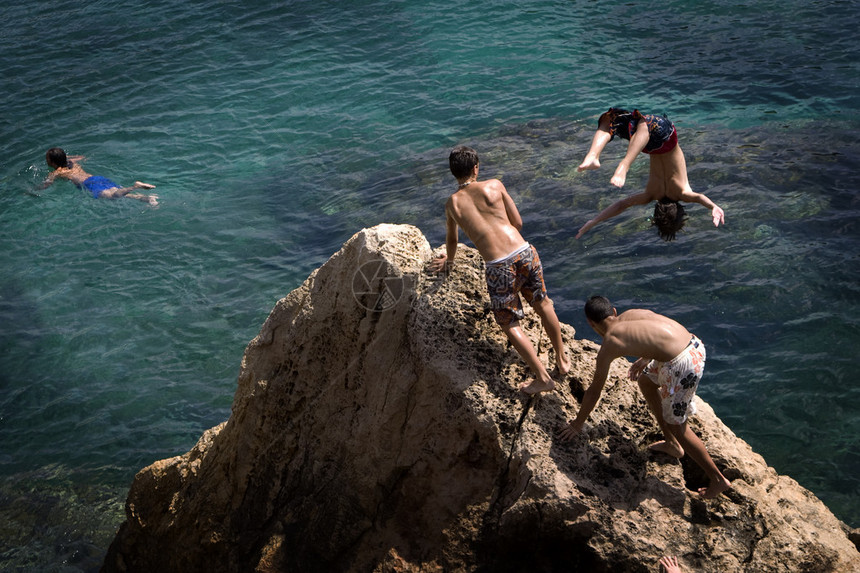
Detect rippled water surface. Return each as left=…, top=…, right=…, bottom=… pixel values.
left=1, top=1, right=858, bottom=569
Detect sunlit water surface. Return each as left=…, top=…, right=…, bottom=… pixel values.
left=1, top=1, right=857, bottom=569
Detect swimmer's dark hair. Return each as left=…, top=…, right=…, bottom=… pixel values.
left=46, top=147, right=68, bottom=168
left=652, top=198, right=687, bottom=241
left=449, top=146, right=479, bottom=179
left=584, top=295, right=613, bottom=323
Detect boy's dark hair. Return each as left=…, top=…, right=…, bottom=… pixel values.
left=598, top=107, right=632, bottom=127
left=449, top=146, right=479, bottom=179
left=46, top=147, right=69, bottom=168
left=584, top=295, right=613, bottom=323
left=652, top=198, right=687, bottom=241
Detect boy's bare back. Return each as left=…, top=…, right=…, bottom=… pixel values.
left=46, top=161, right=91, bottom=187
left=446, top=179, right=527, bottom=261
left=602, top=309, right=692, bottom=362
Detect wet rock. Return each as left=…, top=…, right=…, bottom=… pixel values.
left=102, top=224, right=860, bottom=573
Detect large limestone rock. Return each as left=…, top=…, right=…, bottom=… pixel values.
left=103, top=224, right=859, bottom=572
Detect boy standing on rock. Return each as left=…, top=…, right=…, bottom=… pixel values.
left=558, top=295, right=732, bottom=499
left=430, top=146, right=570, bottom=394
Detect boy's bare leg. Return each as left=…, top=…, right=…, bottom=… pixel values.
left=664, top=422, right=732, bottom=499
left=637, top=377, right=685, bottom=458
left=103, top=186, right=159, bottom=205
left=638, top=377, right=731, bottom=497
left=502, top=323, right=555, bottom=395
left=532, top=296, right=570, bottom=376
left=577, top=128, right=611, bottom=171
left=126, top=193, right=159, bottom=206
left=133, top=181, right=156, bottom=190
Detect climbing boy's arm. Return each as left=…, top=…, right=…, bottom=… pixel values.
left=429, top=201, right=459, bottom=273
left=558, top=348, right=615, bottom=440
left=575, top=352, right=612, bottom=425
left=444, top=206, right=459, bottom=262
left=628, top=357, right=650, bottom=381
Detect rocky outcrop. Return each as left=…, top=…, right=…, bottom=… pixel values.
left=102, top=224, right=860, bottom=572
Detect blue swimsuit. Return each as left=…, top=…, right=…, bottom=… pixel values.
left=77, top=175, right=120, bottom=198
left=599, top=108, right=678, bottom=155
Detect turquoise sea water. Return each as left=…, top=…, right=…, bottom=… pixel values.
left=1, top=1, right=858, bottom=569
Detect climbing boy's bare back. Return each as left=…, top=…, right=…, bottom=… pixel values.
left=431, top=146, right=569, bottom=395
left=445, top=178, right=526, bottom=262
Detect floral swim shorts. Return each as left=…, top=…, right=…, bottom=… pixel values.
left=484, top=243, right=547, bottom=327
left=643, top=335, right=706, bottom=424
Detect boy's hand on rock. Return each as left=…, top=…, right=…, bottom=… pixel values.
left=557, top=420, right=584, bottom=442
left=428, top=254, right=449, bottom=275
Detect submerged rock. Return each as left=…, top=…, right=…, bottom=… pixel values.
left=102, top=224, right=859, bottom=572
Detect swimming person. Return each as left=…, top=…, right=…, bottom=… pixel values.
left=43, top=147, right=158, bottom=205
left=558, top=295, right=732, bottom=499
left=576, top=108, right=724, bottom=241
left=430, top=146, right=570, bottom=395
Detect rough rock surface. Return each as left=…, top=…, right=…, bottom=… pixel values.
left=103, top=224, right=860, bottom=572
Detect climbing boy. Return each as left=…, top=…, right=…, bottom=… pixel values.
left=43, top=147, right=158, bottom=205
left=558, top=295, right=731, bottom=499
left=430, top=146, right=570, bottom=394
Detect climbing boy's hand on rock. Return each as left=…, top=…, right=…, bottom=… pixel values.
left=557, top=420, right=584, bottom=442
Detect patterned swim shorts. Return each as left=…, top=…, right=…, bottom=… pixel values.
left=484, top=243, right=547, bottom=327
left=643, top=336, right=706, bottom=424
left=641, top=114, right=678, bottom=155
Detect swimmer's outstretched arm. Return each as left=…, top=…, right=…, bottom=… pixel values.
left=575, top=191, right=651, bottom=239
left=38, top=171, right=60, bottom=190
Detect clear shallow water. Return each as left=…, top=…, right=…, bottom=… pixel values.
left=1, top=0, right=858, bottom=569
